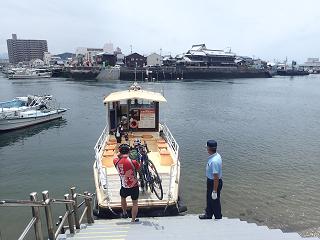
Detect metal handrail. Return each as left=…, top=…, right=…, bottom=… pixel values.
left=94, top=125, right=115, bottom=214
left=94, top=125, right=110, bottom=193
left=161, top=123, right=180, bottom=209
left=0, top=187, right=95, bottom=240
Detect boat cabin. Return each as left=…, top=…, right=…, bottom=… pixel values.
left=103, top=83, right=167, bottom=134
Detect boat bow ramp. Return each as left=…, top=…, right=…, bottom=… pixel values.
left=57, top=215, right=319, bottom=240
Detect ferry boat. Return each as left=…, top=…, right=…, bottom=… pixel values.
left=93, top=82, right=185, bottom=218
left=0, top=94, right=67, bottom=131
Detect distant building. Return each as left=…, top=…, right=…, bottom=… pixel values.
left=7, top=34, right=48, bottom=64
left=162, top=55, right=176, bottom=66
left=43, top=52, right=51, bottom=66
left=76, top=43, right=114, bottom=64
left=50, top=56, right=61, bottom=65
left=30, top=58, right=44, bottom=66
left=236, top=56, right=253, bottom=66
left=95, top=52, right=116, bottom=66
left=146, top=53, right=163, bottom=67
left=301, top=58, right=320, bottom=70
left=178, top=44, right=236, bottom=67
left=116, top=54, right=125, bottom=66
left=57, top=59, right=71, bottom=67
left=125, top=53, right=145, bottom=67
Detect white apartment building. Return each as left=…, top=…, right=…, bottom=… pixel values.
left=76, top=43, right=114, bottom=63
left=302, top=58, right=320, bottom=70
left=44, top=52, right=51, bottom=66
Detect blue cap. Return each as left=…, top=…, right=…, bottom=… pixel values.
left=207, top=140, right=217, bottom=148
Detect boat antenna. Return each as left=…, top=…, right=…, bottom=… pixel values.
left=129, top=82, right=141, bottom=91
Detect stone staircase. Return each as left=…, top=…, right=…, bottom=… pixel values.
left=57, top=215, right=319, bottom=240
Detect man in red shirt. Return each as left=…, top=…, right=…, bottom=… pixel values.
left=114, top=143, right=143, bottom=222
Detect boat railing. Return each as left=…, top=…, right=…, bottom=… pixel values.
left=145, top=81, right=164, bottom=96
left=94, top=125, right=109, bottom=193
left=162, top=123, right=179, bottom=160
left=162, top=123, right=179, bottom=206
left=0, top=187, right=94, bottom=240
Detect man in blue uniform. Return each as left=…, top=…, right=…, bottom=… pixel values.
left=199, top=140, right=223, bottom=219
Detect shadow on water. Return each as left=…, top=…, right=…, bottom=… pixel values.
left=0, top=118, right=67, bottom=148
left=64, top=77, right=125, bottom=89
left=171, top=78, right=247, bottom=84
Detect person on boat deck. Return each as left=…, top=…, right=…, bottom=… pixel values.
left=114, top=143, right=143, bottom=222
left=199, top=140, right=223, bottom=220
left=115, top=116, right=127, bottom=150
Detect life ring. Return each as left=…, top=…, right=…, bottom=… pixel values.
left=129, top=119, right=139, bottom=128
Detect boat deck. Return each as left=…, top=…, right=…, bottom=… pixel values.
left=104, top=172, right=172, bottom=208
left=94, top=132, right=180, bottom=213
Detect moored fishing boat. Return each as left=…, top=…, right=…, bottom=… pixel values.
left=7, top=68, right=52, bottom=79
left=0, top=94, right=68, bottom=131
left=93, top=82, right=185, bottom=218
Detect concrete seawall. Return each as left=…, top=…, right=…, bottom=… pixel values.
left=120, top=67, right=273, bottom=80
left=53, top=67, right=102, bottom=79
left=52, top=67, right=275, bottom=80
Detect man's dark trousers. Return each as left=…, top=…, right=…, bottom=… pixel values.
left=205, top=178, right=223, bottom=219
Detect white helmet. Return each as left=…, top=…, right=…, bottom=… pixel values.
left=133, top=139, right=141, bottom=146
left=121, top=116, right=128, bottom=121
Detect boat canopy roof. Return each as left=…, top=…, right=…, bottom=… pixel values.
left=103, top=90, right=167, bottom=103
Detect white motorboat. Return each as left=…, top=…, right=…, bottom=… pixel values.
left=0, top=94, right=67, bottom=131
left=93, top=82, right=185, bottom=218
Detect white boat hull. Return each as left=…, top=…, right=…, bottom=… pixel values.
left=0, top=110, right=66, bottom=131
left=8, top=73, right=51, bottom=79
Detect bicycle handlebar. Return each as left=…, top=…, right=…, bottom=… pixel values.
left=138, top=143, right=149, bottom=153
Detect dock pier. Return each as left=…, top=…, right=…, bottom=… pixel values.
left=120, top=67, right=273, bottom=80
left=1, top=189, right=319, bottom=240
left=57, top=215, right=320, bottom=240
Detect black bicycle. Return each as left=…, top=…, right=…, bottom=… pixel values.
left=135, top=143, right=163, bottom=200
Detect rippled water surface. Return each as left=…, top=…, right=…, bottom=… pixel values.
left=1, top=74, right=320, bottom=239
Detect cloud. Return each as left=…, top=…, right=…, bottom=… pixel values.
left=1, top=0, right=320, bottom=63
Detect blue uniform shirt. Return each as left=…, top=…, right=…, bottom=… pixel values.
left=206, top=152, right=222, bottom=180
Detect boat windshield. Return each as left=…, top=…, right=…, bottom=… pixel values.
left=0, top=99, right=28, bottom=108
left=130, top=99, right=155, bottom=109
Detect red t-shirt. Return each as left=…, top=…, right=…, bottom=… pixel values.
left=113, top=156, right=139, bottom=188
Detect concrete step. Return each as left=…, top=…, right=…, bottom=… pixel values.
left=57, top=215, right=319, bottom=240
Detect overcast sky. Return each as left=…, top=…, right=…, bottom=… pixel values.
left=1, top=0, right=320, bottom=63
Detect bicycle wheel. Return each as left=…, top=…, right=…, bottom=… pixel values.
left=138, top=171, right=146, bottom=192
left=147, top=159, right=163, bottom=200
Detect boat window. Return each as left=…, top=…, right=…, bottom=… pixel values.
left=119, top=100, right=128, bottom=119
left=121, top=105, right=127, bottom=115
left=109, top=102, right=115, bottom=110
left=130, top=99, right=154, bottom=109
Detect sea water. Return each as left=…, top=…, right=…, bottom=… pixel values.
left=1, top=74, right=320, bottom=239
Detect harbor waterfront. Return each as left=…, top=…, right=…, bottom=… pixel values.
left=1, top=74, right=320, bottom=239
